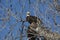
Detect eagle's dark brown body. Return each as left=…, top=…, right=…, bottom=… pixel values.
left=26, top=16, right=42, bottom=24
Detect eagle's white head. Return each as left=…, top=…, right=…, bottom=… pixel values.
left=26, top=11, right=30, bottom=16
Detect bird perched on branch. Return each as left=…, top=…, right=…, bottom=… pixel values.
left=26, top=11, right=43, bottom=24
left=26, top=11, right=43, bottom=40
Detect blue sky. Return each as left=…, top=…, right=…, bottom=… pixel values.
left=0, top=0, right=60, bottom=40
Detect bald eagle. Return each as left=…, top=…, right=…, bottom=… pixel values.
left=26, top=11, right=42, bottom=24
left=26, top=12, right=43, bottom=40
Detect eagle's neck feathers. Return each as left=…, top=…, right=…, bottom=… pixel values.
left=27, top=15, right=30, bottom=16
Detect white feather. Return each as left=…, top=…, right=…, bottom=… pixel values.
left=27, top=15, right=30, bottom=16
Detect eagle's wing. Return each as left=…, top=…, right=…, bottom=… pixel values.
left=30, top=16, right=43, bottom=24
